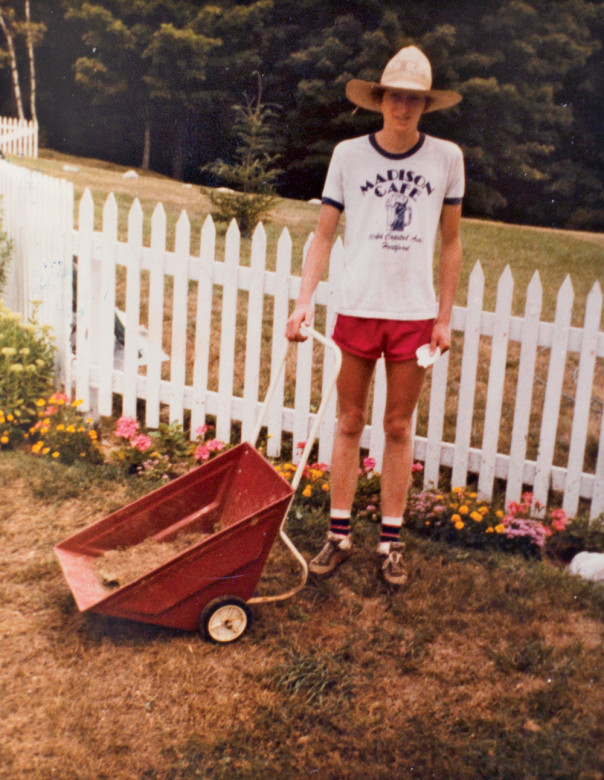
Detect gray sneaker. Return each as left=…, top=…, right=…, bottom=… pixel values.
left=378, top=541, right=408, bottom=586
left=309, top=532, right=352, bottom=577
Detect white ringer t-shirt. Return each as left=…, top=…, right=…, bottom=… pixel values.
left=322, top=132, right=464, bottom=320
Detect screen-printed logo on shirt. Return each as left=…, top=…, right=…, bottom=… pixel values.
left=361, top=168, right=433, bottom=238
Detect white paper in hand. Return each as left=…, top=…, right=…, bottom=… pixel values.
left=416, top=344, right=441, bottom=367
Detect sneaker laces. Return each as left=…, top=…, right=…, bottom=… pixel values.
left=314, top=532, right=347, bottom=566
left=381, top=542, right=407, bottom=578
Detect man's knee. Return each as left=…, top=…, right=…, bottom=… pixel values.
left=338, top=408, right=367, bottom=438
left=383, top=413, right=413, bottom=444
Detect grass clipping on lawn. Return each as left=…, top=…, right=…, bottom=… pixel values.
left=94, top=528, right=220, bottom=588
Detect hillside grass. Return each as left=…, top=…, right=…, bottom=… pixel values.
left=1, top=450, right=603, bottom=779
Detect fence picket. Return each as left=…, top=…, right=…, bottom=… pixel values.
left=241, top=222, right=266, bottom=443
left=168, top=211, right=190, bottom=425
left=506, top=271, right=543, bottom=506
left=74, top=189, right=94, bottom=410
left=267, top=228, right=292, bottom=457
left=190, top=216, right=215, bottom=436
left=216, top=220, right=240, bottom=442
left=369, top=358, right=386, bottom=469
left=318, top=237, right=344, bottom=465
left=533, top=276, right=574, bottom=511
left=122, top=199, right=143, bottom=418
left=478, top=266, right=514, bottom=500
left=293, top=337, right=313, bottom=462
left=145, top=203, right=167, bottom=428
left=563, top=281, right=602, bottom=516
left=292, top=241, right=314, bottom=461
left=98, top=194, right=118, bottom=416
left=592, top=409, right=604, bottom=519
left=452, top=262, right=485, bottom=488
left=425, top=350, right=451, bottom=487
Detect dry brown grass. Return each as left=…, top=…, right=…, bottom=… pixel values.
left=1, top=452, right=604, bottom=779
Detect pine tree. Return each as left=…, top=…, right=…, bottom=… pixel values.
left=205, top=73, right=282, bottom=236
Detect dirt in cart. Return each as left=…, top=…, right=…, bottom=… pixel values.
left=94, top=527, right=221, bottom=588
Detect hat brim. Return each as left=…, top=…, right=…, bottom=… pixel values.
left=346, top=79, right=462, bottom=114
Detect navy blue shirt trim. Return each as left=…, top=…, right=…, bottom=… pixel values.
left=322, top=196, right=344, bottom=211
left=369, top=133, right=425, bottom=159
left=444, top=197, right=463, bottom=205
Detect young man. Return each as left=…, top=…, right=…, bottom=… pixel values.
left=285, top=45, right=464, bottom=585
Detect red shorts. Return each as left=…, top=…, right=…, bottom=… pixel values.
left=332, top=314, right=434, bottom=362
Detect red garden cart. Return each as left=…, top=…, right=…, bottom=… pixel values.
left=54, top=327, right=341, bottom=643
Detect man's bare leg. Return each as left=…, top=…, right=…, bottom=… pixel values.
left=380, top=358, right=427, bottom=518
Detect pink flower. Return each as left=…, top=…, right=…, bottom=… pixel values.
left=206, top=439, right=225, bottom=452
left=195, top=445, right=210, bottom=461
left=115, top=416, right=139, bottom=439
left=50, top=392, right=70, bottom=404
left=195, top=424, right=212, bottom=438
left=362, top=456, right=376, bottom=474
left=130, top=434, right=151, bottom=452
left=296, top=441, right=307, bottom=451
left=412, top=462, right=424, bottom=473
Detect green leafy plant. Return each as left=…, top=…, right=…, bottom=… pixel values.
left=151, top=419, right=190, bottom=463
left=0, top=301, right=55, bottom=447
left=29, top=393, right=102, bottom=465
left=0, top=202, right=13, bottom=296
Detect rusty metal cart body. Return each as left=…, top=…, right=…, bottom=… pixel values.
left=54, top=327, right=342, bottom=642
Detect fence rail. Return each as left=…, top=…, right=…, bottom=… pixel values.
left=1, top=161, right=603, bottom=519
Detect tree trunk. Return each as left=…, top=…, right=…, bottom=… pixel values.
left=171, top=124, right=184, bottom=180
left=24, top=0, right=37, bottom=123
left=141, top=116, right=151, bottom=170
left=0, top=9, right=24, bottom=120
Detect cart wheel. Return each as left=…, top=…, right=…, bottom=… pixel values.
left=199, top=597, right=252, bottom=643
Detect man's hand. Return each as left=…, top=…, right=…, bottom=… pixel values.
left=285, top=303, right=314, bottom=342
left=430, top=319, right=451, bottom=355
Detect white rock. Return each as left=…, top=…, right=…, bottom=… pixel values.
left=568, top=552, right=604, bottom=583
left=62, top=164, right=80, bottom=173
left=216, top=186, right=235, bottom=193
left=308, top=198, right=321, bottom=205
left=123, top=170, right=139, bottom=179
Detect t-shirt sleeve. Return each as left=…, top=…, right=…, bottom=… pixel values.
left=444, top=145, right=465, bottom=205
left=321, top=144, right=345, bottom=211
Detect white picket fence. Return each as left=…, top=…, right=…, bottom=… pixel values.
left=0, top=117, right=38, bottom=158
left=1, top=161, right=603, bottom=519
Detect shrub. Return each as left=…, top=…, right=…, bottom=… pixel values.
left=0, top=203, right=13, bottom=296
left=29, top=393, right=103, bottom=465
left=0, top=301, right=55, bottom=447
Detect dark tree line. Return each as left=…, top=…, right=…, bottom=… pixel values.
left=1, top=0, right=602, bottom=229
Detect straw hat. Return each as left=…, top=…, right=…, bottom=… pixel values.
left=346, top=45, right=462, bottom=114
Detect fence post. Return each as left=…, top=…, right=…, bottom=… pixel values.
left=533, top=276, right=574, bottom=513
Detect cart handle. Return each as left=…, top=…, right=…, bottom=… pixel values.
left=247, top=325, right=342, bottom=606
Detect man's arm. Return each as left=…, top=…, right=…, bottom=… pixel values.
left=431, top=203, right=462, bottom=354
left=285, top=203, right=341, bottom=341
